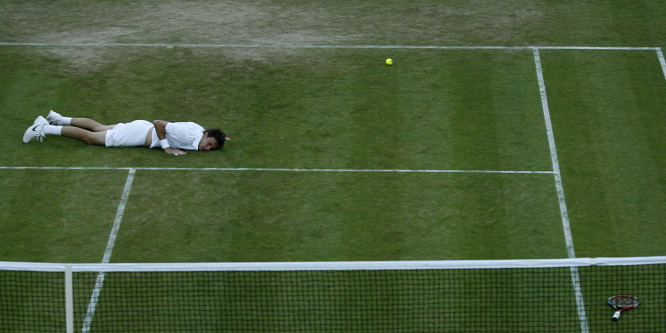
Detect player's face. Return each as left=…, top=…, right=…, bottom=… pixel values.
left=199, top=136, right=218, bottom=151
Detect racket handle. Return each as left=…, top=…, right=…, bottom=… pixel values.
left=612, top=310, right=621, bottom=321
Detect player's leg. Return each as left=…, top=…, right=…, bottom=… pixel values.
left=24, top=111, right=109, bottom=145
left=57, top=120, right=151, bottom=147
left=23, top=117, right=106, bottom=145
left=48, top=110, right=115, bottom=132
left=70, top=118, right=115, bottom=132
left=60, top=127, right=107, bottom=145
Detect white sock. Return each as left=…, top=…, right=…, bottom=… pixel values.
left=60, top=117, right=72, bottom=125
left=43, top=125, right=62, bottom=135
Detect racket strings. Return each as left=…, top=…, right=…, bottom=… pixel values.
left=609, top=297, right=638, bottom=308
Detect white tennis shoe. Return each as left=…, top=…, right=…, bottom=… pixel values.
left=46, top=110, right=63, bottom=125
left=23, top=116, right=48, bottom=143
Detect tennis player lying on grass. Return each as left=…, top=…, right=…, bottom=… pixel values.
left=23, top=111, right=230, bottom=155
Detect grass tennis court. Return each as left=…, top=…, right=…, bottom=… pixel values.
left=1, top=1, right=665, bottom=331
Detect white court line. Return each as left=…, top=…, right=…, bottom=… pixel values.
left=532, top=48, right=588, bottom=333
left=0, top=41, right=661, bottom=51
left=657, top=48, right=666, bottom=81
left=531, top=49, right=576, bottom=259
left=0, top=166, right=553, bottom=174
left=82, top=168, right=136, bottom=333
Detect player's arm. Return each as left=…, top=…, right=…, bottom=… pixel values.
left=153, top=120, right=186, bottom=155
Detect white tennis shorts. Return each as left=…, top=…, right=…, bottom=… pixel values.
left=104, top=120, right=153, bottom=147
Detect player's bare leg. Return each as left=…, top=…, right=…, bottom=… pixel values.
left=60, top=126, right=107, bottom=145
left=48, top=110, right=115, bottom=131
left=70, top=118, right=115, bottom=132
left=46, top=110, right=111, bottom=145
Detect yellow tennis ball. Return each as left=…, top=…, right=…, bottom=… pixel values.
left=386, top=58, right=393, bottom=66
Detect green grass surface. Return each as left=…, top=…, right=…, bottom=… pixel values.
left=111, top=171, right=566, bottom=262
left=0, top=170, right=127, bottom=262
left=1, top=1, right=665, bottom=331
left=3, top=47, right=663, bottom=263
left=2, top=47, right=570, bottom=263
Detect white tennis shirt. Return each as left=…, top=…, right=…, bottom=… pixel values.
left=149, top=122, right=205, bottom=150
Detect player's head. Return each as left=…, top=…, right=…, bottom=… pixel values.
left=200, top=128, right=229, bottom=151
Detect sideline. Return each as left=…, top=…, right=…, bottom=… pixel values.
left=532, top=48, right=588, bottom=333
left=81, top=168, right=136, bottom=332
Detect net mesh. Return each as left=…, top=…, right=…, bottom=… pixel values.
left=0, top=270, right=65, bottom=332
left=2, top=258, right=665, bottom=332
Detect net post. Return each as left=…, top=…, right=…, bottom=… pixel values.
left=65, top=264, right=74, bottom=333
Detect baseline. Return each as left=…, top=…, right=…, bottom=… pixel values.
left=0, top=41, right=661, bottom=51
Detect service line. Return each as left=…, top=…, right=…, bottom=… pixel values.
left=0, top=166, right=553, bottom=174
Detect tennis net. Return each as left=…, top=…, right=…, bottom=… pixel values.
left=1, top=257, right=665, bottom=332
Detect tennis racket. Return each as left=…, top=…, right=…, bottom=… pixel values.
left=608, top=295, right=639, bottom=321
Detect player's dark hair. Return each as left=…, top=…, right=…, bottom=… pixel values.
left=205, top=128, right=227, bottom=150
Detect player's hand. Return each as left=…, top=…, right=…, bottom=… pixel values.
left=164, top=147, right=187, bottom=156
